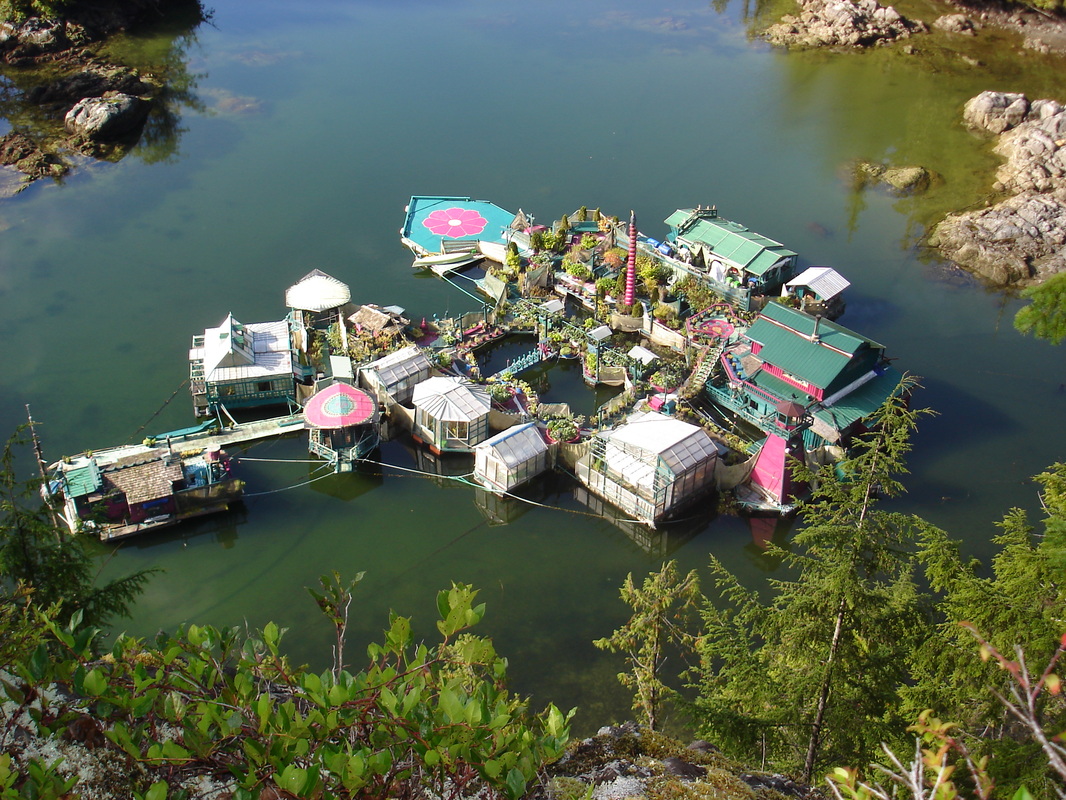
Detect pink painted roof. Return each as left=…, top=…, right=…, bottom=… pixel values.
left=305, top=383, right=376, bottom=429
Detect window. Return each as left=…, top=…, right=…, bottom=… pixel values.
left=258, top=381, right=272, bottom=393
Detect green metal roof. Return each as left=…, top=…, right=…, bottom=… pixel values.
left=751, top=370, right=810, bottom=404
left=63, top=461, right=102, bottom=498
left=665, top=209, right=797, bottom=277
left=665, top=209, right=693, bottom=227
left=812, top=367, right=904, bottom=431
left=745, top=303, right=883, bottom=390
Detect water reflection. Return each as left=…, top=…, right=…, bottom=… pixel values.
left=110, top=503, right=248, bottom=550
left=0, top=3, right=207, bottom=182
left=307, top=461, right=384, bottom=502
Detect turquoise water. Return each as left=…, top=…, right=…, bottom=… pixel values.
left=2, top=0, right=1065, bottom=731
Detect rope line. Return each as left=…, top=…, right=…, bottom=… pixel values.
left=125, top=379, right=190, bottom=444
left=243, top=469, right=333, bottom=497
left=353, top=455, right=646, bottom=525
left=229, top=448, right=666, bottom=527
left=236, top=457, right=326, bottom=464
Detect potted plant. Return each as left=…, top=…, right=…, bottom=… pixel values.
left=546, top=414, right=584, bottom=443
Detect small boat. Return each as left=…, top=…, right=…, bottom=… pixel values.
left=411, top=250, right=479, bottom=269
left=47, top=440, right=244, bottom=541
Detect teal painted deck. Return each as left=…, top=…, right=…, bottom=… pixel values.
left=401, top=196, right=518, bottom=256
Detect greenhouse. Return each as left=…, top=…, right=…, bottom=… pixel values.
left=412, top=376, right=491, bottom=453
left=576, top=411, right=722, bottom=526
left=474, top=422, right=552, bottom=494
left=359, top=345, right=432, bottom=405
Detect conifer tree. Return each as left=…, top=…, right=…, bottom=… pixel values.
left=1014, top=272, right=1066, bottom=345
left=595, top=561, right=701, bottom=731
left=690, top=376, right=934, bottom=781
left=0, top=428, right=154, bottom=640
left=904, top=463, right=1066, bottom=794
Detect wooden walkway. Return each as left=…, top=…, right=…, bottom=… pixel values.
left=57, top=413, right=307, bottom=466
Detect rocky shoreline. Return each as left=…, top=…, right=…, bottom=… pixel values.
left=0, top=0, right=202, bottom=192
left=929, top=91, right=1066, bottom=286
left=763, top=0, right=1066, bottom=288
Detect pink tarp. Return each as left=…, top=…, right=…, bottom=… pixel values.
left=750, top=434, right=788, bottom=504
left=305, top=383, right=376, bottom=429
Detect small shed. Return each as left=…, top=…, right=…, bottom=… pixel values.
left=576, top=411, right=721, bottom=526
left=413, top=376, right=491, bottom=453
left=474, top=422, right=551, bottom=493
left=360, top=345, right=432, bottom=405
left=784, top=266, right=849, bottom=303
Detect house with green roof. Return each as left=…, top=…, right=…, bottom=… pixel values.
left=704, top=302, right=902, bottom=450
left=660, top=206, right=799, bottom=307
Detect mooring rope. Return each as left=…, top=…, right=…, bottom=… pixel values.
left=124, top=379, right=190, bottom=444
left=236, top=457, right=326, bottom=464
left=242, top=469, right=333, bottom=497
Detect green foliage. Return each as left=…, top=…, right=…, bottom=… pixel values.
left=0, top=427, right=154, bottom=640
left=902, top=465, right=1066, bottom=794
left=689, top=377, right=935, bottom=781
left=1014, top=272, right=1066, bottom=345
left=673, top=276, right=720, bottom=313
left=595, top=561, right=701, bottom=731
left=0, top=0, right=71, bottom=24
left=565, top=261, right=592, bottom=282
left=829, top=632, right=1066, bottom=800
left=595, top=277, right=616, bottom=297
left=2, top=578, right=573, bottom=799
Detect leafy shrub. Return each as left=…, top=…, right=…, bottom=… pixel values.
left=1, top=574, right=573, bottom=799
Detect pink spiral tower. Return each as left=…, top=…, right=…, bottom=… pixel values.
left=625, top=210, right=637, bottom=309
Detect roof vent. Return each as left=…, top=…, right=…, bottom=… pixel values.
left=811, top=314, right=822, bottom=344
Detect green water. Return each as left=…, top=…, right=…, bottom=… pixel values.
left=2, top=0, right=1065, bottom=731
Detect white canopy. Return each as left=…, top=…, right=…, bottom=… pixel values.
left=413, top=376, right=490, bottom=423
left=285, top=269, right=352, bottom=312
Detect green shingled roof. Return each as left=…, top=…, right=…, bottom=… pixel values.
left=745, top=303, right=883, bottom=390
left=666, top=209, right=797, bottom=276
left=63, top=461, right=102, bottom=498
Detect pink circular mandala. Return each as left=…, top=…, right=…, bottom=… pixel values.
left=423, top=207, right=488, bottom=238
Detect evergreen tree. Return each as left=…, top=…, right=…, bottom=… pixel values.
left=689, top=377, right=934, bottom=781
left=905, top=464, right=1066, bottom=795
left=0, top=427, right=154, bottom=640
left=1014, top=272, right=1066, bottom=345
left=594, top=561, right=701, bottom=731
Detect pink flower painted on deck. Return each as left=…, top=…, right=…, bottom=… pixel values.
left=423, top=207, right=488, bottom=238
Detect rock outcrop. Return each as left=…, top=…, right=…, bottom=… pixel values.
left=930, top=91, right=1066, bottom=286
left=764, top=0, right=926, bottom=48
left=933, top=13, right=977, bottom=35
left=540, top=721, right=818, bottom=800
left=65, top=92, right=150, bottom=140
left=854, top=161, right=934, bottom=194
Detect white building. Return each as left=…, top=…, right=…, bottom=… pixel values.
left=474, top=422, right=551, bottom=493
left=576, top=411, right=722, bottom=526
left=412, top=376, right=491, bottom=453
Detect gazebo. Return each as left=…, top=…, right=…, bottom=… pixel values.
left=304, top=382, right=379, bottom=472
left=412, top=376, right=491, bottom=453
left=576, top=411, right=722, bottom=526
left=474, top=422, right=551, bottom=494
left=285, top=269, right=352, bottom=330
